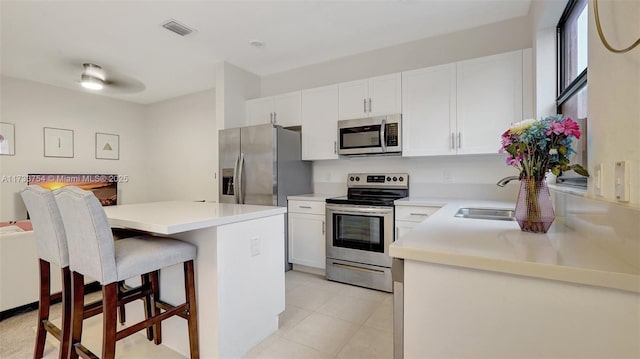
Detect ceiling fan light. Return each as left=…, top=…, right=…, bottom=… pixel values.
left=80, top=74, right=104, bottom=90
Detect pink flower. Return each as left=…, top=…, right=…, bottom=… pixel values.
left=546, top=121, right=564, bottom=136
left=561, top=118, right=581, bottom=139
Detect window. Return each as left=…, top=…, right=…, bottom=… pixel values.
left=557, top=0, right=589, bottom=186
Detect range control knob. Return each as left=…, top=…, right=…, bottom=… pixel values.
left=393, top=176, right=398, bottom=182
left=355, top=176, right=360, bottom=182
left=350, top=176, right=355, bottom=182
left=399, top=176, right=404, bottom=182
left=386, top=176, right=392, bottom=182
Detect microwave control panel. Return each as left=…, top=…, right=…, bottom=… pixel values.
left=385, top=123, right=399, bottom=146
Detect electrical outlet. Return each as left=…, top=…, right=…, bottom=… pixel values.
left=614, top=161, right=630, bottom=202
left=250, top=237, right=260, bottom=256
left=594, top=164, right=603, bottom=196
left=443, top=170, right=452, bottom=183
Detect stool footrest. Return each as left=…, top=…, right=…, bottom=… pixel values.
left=74, top=343, right=99, bottom=359
left=155, top=300, right=190, bottom=320
left=116, top=302, right=189, bottom=341
left=43, top=320, right=62, bottom=341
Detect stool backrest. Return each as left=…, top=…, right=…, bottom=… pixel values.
left=54, top=186, right=117, bottom=284
left=19, top=185, right=69, bottom=267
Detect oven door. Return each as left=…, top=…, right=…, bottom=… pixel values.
left=326, top=203, right=394, bottom=267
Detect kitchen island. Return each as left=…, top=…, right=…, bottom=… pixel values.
left=391, top=197, right=640, bottom=358
left=104, top=201, right=287, bottom=359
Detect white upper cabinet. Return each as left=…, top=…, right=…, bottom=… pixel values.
left=246, top=91, right=301, bottom=127
left=402, top=63, right=457, bottom=157
left=338, top=73, right=401, bottom=120
left=301, top=85, right=339, bottom=160
left=402, top=49, right=532, bottom=157
left=456, top=50, right=524, bottom=154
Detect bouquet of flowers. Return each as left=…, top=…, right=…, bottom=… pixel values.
left=500, top=114, right=589, bottom=181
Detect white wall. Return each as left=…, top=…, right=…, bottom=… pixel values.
left=144, top=89, right=217, bottom=202
left=586, top=0, right=640, bottom=206
left=0, top=76, right=149, bottom=221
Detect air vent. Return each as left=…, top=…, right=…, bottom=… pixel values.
left=161, top=19, right=194, bottom=37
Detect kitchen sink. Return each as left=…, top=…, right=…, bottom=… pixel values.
left=454, top=207, right=516, bottom=221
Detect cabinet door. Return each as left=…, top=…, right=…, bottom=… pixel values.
left=368, top=73, right=402, bottom=117
left=456, top=50, right=523, bottom=154
left=273, top=91, right=301, bottom=127
left=301, top=85, right=339, bottom=160
left=246, top=97, right=274, bottom=126
left=402, top=64, right=456, bottom=157
left=338, top=79, right=369, bottom=120
left=288, top=212, right=326, bottom=269
left=395, top=221, right=418, bottom=241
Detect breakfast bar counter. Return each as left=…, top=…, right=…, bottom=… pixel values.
left=104, top=201, right=287, bottom=359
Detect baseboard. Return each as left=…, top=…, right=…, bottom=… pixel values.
left=0, top=281, right=100, bottom=321
left=292, top=264, right=326, bottom=276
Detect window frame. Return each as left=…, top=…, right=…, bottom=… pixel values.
left=556, top=0, right=588, bottom=112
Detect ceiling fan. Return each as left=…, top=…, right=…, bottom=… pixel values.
left=77, top=62, right=145, bottom=94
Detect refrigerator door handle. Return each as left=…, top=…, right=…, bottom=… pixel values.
left=233, top=155, right=240, bottom=204
left=238, top=152, right=245, bottom=204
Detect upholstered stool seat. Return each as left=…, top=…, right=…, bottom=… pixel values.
left=54, top=186, right=199, bottom=359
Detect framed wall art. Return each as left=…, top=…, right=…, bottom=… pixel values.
left=44, top=127, right=74, bottom=158
left=95, top=132, right=119, bottom=160
left=0, top=122, right=16, bottom=156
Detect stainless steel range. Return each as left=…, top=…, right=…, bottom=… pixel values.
left=325, top=173, right=409, bottom=292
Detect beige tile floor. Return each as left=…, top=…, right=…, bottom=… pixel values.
left=0, top=270, right=392, bottom=359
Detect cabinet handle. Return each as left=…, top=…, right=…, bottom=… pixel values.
left=322, top=220, right=325, bottom=235
left=458, top=132, right=462, bottom=149
left=368, top=98, right=372, bottom=113
left=334, top=141, right=337, bottom=154
left=274, top=112, right=277, bottom=124
left=363, top=98, right=367, bottom=113
left=451, top=133, right=455, bottom=150
left=409, top=213, right=429, bottom=216
left=299, top=205, right=312, bottom=209
left=270, top=112, right=273, bottom=123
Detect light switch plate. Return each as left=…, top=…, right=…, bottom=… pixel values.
left=594, top=163, right=603, bottom=196
left=250, top=237, right=260, bottom=256
left=614, top=161, right=630, bottom=202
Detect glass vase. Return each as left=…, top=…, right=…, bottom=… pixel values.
left=515, top=179, right=555, bottom=233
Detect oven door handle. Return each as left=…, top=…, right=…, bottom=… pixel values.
left=327, top=208, right=393, bottom=216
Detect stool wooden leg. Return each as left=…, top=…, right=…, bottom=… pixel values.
left=118, top=281, right=126, bottom=325
left=142, top=274, right=154, bottom=341
left=184, top=260, right=199, bottom=359
left=150, top=270, right=162, bottom=345
left=58, top=267, right=72, bottom=359
left=102, top=283, right=118, bottom=359
left=33, top=259, right=50, bottom=359
left=68, top=272, right=85, bottom=359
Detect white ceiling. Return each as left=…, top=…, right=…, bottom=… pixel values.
left=1, top=1, right=531, bottom=104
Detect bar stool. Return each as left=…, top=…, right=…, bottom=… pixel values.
left=20, top=185, right=152, bottom=359
left=54, top=186, right=199, bottom=359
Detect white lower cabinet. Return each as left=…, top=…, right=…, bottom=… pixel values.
left=395, top=205, right=441, bottom=240
left=288, top=200, right=326, bottom=269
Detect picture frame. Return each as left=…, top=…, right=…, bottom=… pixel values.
left=44, top=127, right=74, bottom=158
left=0, top=122, right=16, bottom=156
left=95, top=132, right=119, bottom=160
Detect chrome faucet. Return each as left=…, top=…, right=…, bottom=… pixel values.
left=496, top=176, right=520, bottom=187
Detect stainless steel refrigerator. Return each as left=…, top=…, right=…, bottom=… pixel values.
left=219, top=123, right=312, bottom=270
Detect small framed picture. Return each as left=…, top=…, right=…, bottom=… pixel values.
left=0, top=122, right=16, bottom=156
left=44, top=127, right=74, bottom=158
left=96, top=132, right=119, bottom=160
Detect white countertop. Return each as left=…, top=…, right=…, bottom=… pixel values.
left=104, top=201, right=286, bottom=235
left=390, top=198, right=640, bottom=293
left=287, top=193, right=343, bottom=202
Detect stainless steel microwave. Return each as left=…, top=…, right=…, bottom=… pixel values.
left=337, top=114, right=402, bottom=156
